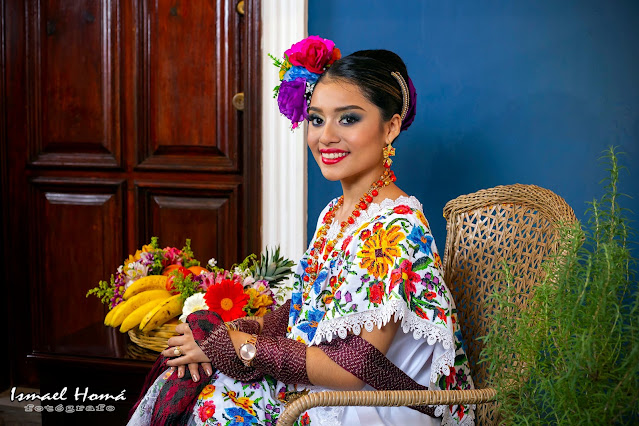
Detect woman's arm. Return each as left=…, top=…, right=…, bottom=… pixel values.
left=228, top=318, right=401, bottom=390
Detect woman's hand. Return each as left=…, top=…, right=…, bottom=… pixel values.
left=163, top=323, right=213, bottom=382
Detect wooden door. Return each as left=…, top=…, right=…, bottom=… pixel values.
left=2, top=0, right=262, bottom=389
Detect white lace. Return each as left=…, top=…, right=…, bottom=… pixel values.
left=325, top=195, right=423, bottom=242
left=310, top=298, right=454, bottom=384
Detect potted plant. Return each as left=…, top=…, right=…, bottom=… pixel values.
left=481, top=147, right=638, bottom=424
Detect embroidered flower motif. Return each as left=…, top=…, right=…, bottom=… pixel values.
left=300, top=412, right=311, bottom=425
left=415, top=209, right=430, bottom=229
left=296, top=308, right=326, bottom=342
left=341, top=235, right=353, bottom=252
left=198, top=400, right=216, bottom=421
left=436, top=306, right=448, bottom=323
left=204, top=279, right=249, bottom=322
left=389, top=259, right=421, bottom=303
left=224, top=407, right=258, bottom=426
left=358, top=225, right=405, bottom=279
left=445, top=366, right=457, bottom=388
left=415, top=306, right=429, bottom=319
left=368, top=281, right=385, bottom=305
left=393, top=205, right=412, bottom=215
left=407, top=225, right=433, bottom=256
left=433, top=252, right=442, bottom=269
left=199, top=384, right=216, bottom=399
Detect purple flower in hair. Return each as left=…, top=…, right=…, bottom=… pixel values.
left=277, top=78, right=308, bottom=129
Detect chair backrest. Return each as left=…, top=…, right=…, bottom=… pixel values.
left=442, top=184, right=576, bottom=423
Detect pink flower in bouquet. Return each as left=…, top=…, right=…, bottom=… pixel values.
left=163, top=246, right=183, bottom=266
left=285, top=35, right=340, bottom=74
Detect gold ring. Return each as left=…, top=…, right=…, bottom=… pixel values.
left=173, top=346, right=182, bottom=356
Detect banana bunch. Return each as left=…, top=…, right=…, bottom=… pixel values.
left=103, top=275, right=184, bottom=333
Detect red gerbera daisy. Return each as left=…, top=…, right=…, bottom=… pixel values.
left=204, top=279, right=249, bottom=322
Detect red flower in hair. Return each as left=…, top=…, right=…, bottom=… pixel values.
left=285, top=36, right=338, bottom=74
left=204, top=279, right=249, bottom=322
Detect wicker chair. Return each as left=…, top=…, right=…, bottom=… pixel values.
left=277, top=184, right=577, bottom=426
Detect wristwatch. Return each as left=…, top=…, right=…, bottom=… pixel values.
left=239, top=334, right=258, bottom=367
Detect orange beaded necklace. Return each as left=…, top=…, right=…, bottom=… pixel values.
left=303, top=169, right=396, bottom=283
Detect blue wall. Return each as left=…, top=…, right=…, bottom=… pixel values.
left=306, top=0, right=639, bottom=251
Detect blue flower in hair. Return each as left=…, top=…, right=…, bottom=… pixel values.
left=283, top=66, right=320, bottom=84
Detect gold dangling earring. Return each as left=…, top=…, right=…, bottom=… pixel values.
left=383, top=143, right=396, bottom=169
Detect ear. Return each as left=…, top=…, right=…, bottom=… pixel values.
left=385, top=113, right=402, bottom=144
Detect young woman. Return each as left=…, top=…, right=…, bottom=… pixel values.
left=128, top=39, right=474, bottom=426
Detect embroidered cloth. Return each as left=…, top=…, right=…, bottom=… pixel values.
left=128, top=196, right=474, bottom=426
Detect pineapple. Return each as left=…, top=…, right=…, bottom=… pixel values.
left=251, top=246, right=295, bottom=287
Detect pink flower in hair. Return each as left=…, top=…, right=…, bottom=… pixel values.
left=285, top=35, right=340, bottom=74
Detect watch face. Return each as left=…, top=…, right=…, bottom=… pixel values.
left=240, top=343, right=257, bottom=361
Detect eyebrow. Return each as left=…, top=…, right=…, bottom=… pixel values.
left=308, top=105, right=365, bottom=113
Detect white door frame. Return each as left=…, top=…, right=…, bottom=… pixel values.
left=260, top=0, right=308, bottom=261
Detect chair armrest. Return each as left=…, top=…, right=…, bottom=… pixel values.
left=276, top=388, right=496, bottom=426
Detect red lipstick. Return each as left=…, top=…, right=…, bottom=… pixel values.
left=320, top=149, right=349, bottom=165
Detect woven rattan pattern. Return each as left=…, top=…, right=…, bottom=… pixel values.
left=442, top=184, right=576, bottom=424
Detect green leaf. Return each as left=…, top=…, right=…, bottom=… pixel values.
left=412, top=256, right=433, bottom=271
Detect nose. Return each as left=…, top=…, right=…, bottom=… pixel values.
left=318, top=121, right=340, bottom=145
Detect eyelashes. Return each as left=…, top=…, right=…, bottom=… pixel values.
left=307, top=113, right=361, bottom=127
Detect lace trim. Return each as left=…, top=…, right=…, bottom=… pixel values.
left=325, top=195, right=423, bottom=241
left=310, top=298, right=454, bottom=384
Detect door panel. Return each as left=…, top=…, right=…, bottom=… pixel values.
left=137, top=0, right=240, bottom=171
left=29, top=177, right=125, bottom=350
left=27, top=0, right=121, bottom=168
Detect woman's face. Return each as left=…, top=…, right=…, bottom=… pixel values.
left=307, top=79, right=394, bottom=185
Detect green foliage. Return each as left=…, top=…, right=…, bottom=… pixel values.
left=481, top=147, right=639, bottom=424
left=172, top=270, right=198, bottom=303
left=85, top=276, right=115, bottom=305
left=181, top=239, right=200, bottom=268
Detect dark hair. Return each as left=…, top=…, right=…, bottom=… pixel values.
left=317, top=49, right=410, bottom=124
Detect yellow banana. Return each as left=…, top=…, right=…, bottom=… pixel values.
left=140, top=294, right=184, bottom=332
left=120, top=299, right=166, bottom=333
left=111, top=290, right=172, bottom=327
left=104, top=301, right=127, bottom=326
left=123, top=275, right=169, bottom=300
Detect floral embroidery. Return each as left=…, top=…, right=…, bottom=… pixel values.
left=223, top=406, right=258, bottom=426
left=357, top=225, right=405, bottom=279
left=393, top=204, right=412, bottom=215
left=200, top=384, right=216, bottom=399
left=368, top=281, right=385, bottom=305
left=133, top=196, right=475, bottom=426
left=407, top=225, right=434, bottom=256
left=198, top=400, right=216, bottom=421
left=389, top=259, right=421, bottom=304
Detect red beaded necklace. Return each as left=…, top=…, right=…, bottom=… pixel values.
left=304, top=169, right=396, bottom=283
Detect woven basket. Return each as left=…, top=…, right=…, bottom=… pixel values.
left=127, top=319, right=180, bottom=352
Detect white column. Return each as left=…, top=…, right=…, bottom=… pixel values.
left=261, top=0, right=308, bottom=263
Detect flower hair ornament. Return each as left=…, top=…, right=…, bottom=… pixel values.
left=270, top=36, right=341, bottom=129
